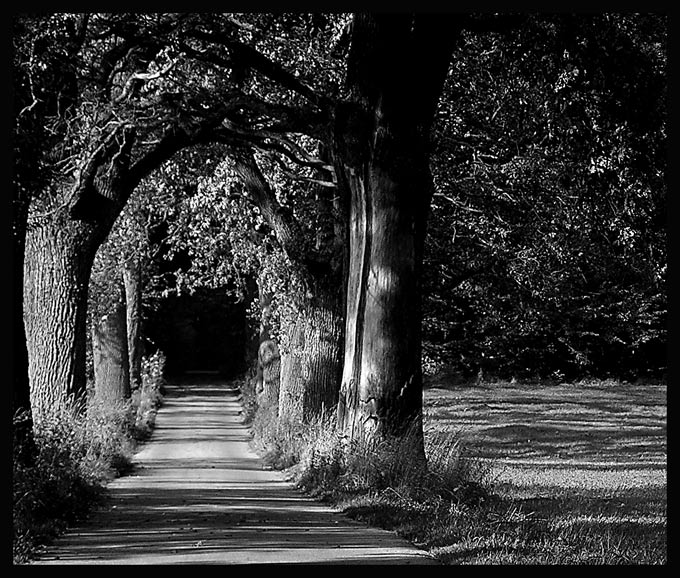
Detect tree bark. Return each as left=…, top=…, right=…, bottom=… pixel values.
left=23, top=126, right=135, bottom=423
left=12, top=181, right=35, bottom=461
left=23, top=216, right=101, bottom=422
left=332, top=14, right=457, bottom=449
left=334, top=152, right=431, bottom=445
left=253, top=284, right=281, bottom=409
left=278, top=288, right=343, bottom=423
left=92, top=291, right=131, bottom=404
left=243, top=275, right=261, bottom=385
left=123, top=257, right=143, bottom=392
left=258, top=339, right=281, bottom=408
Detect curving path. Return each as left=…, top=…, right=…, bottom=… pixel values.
left=32, top=380, right=437, bottom=565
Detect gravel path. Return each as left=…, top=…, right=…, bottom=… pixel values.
left=31, top=381, right=437, bottom=565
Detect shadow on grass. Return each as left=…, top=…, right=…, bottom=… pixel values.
left=423, top=380, right=667, bottom=467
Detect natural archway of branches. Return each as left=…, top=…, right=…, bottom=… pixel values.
left=12, top=13, right=666, bottom=466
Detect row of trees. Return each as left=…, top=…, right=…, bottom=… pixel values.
left=12, top=13, right=667, bottom=464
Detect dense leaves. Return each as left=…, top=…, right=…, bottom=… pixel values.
left=14, top=12, right=667, bottom=411
left=424, top=14, right=666, bottom=380
left=81, top=12, right=667, bottom=382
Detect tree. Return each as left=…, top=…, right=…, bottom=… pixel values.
left=89, top=189, right=152, bottom=402
left=230, top=149, right=344, bottom=423
left=18, top=14, right=241, bottom=421
left=15, top=12, right=350, bottom=425
left=423, top=13, right=667, bottom=380
left=123, top=255, right=144, bottom=392
left=331, top=14, right=459, bottom=450
left=11, top=14, right=47, bottom=457
left=91, top=290, right=130, bottom=403
left=148, top=143, right=345, bottom=422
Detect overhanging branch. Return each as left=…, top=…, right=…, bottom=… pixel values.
left=219, top=118, right=334, bottom=173
left=188, top=28, right=333, bottom=113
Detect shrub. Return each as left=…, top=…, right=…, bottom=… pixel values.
left=249, top=403, right=332, bottom=470
left=236, top=370, right=260, bottom=425
left=12, top=349, right=167, bottom=564
left=133, top=350, right=167, bottom=440
left=424, top=427, right=493, bottom=504
left=12, top=396, right=131, bottom=563
left=292, top=416, right=491, bottom=507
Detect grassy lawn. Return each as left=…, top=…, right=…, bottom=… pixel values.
left=246, top=371, right=667, bottom=564
left=412, top=374, right=667, bottom=564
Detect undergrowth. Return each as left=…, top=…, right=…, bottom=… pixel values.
left=12, top=350, right=166, bottom=564
left=243, top=378, right=666, bottom=565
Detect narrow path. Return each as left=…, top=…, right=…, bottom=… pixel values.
left=32, top=380, right=437, bottom=565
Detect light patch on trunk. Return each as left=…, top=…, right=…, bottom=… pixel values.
left=367, top=263, right=397, bottom=298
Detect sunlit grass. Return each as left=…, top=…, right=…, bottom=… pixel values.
left=246, top=375, right=666, bottom=564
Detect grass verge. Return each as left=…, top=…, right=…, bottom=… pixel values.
left=242, top=378, right=666, bottom=565
left=12, top=351, right=166, bottom=564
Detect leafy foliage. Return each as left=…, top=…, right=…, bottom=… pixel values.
left=424, top=14, right=667, bottom=380
left=12, top=350, right=167, bottom=563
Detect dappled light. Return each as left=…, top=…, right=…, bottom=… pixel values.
left=423, top=381, right=666, bottom=492
left=33, top=381, right=436, bottom=565
left=13, top=11, right=666, bottom=565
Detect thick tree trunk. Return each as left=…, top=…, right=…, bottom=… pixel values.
left=278, top=289, right=343, bottom=423
left=23, top=219, right=99, bottom=422
left=12, top=183, right=35, bottom=461
left=23, top=128, right=135, bottom=423
left=92, top=292, right=131, bottom=404
left=335, top=156, right=431, bottom=445
left=123, top=257, right=143, bottom=392
left=333, top=14, right=456, bottom=450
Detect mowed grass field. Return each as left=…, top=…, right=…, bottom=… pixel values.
left=420, top=374, right=667, bottom=564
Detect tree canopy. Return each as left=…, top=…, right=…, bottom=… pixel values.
left=424, top=13, right=667, bottom=380
left=12, top=12, right=667, bottom=451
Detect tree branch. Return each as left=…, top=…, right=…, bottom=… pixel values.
left=126, top=123, right=208, bottom=190
left=230, top=148, right=328, bottom=276
left=187, top=28, right=334, bottom=113
left=218, top=118, right=333, bottom=173
left=112, top=58, right=178, bottom=104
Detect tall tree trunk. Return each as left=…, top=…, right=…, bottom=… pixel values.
left=334, top=152, right=431, bottom=445
left=23, top=218, right=101, bottom=422
left=233, top=150, right=345, bottom=424
left=24, top=127, right=135, bottom=423
left=243, top=275, right=261, bottom=386
left=332, top=14, right=457, bottom=450
left=92, top=290, right=131, bottom=404
left=278, top=287, right=343, bottom=423
left=123, top=257, right=143, bottom=392
left=12, top=182, right=35, bottom=462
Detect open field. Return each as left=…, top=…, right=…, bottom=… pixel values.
left=416, top=375, right=666, bottom=564
left=423, top=375, right=666, bottom=491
